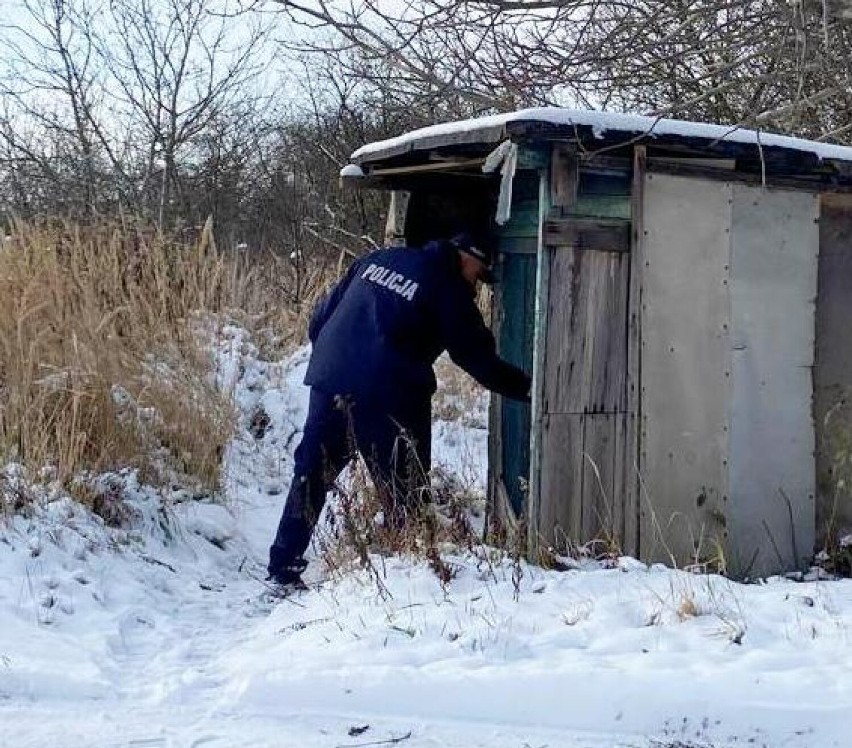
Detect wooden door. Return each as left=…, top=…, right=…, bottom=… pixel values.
left=534, top=150, right=633, bottom=552
left=488, top=172, right=540, bottom=524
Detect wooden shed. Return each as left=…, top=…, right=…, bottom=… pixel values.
left=342, top=109, right=852, bottom=577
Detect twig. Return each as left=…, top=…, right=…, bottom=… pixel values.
left=140, top=554, right=177, bottom=573
left=251, top=573, right=308, bottom=608
left=762, top=519, right=787, bottom=571
left=336, top=732, right=412, bottom=748
left=779, top=488, right=800, bottom=570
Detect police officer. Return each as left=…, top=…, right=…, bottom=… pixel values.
left=267, top=230, right=531, bottom=586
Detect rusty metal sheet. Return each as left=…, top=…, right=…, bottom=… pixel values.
left=728, top=184, right=818, bottom=576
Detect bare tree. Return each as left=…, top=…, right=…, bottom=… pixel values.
left=99, top=0, right=271, bottom=226
left=0, top=0, right=113, bottom=215
left=266, top=0, right=852, bottom=141
left=0, top=0, right=273, bottom=224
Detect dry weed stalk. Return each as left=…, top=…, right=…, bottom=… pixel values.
left=0, top=218, right=328, bottom=508
left=313, top=429, right=482, bottom=592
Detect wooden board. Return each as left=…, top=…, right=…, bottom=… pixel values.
left=537, top=167, right=631, bottom=550
left=582, top=414, right=618, bottom=543
left=528, top=146, right=577, bottom=548
left=538, top=413, right=584, bottom=548
left=384, top=190, right=410, bottom=244
left=544, top=248, right=629, bottom=416
left=495, top=249, right=536, bottom=516
left=490, top=169, right=541, bottom=522
left=543, top=218, right=630, bottom=252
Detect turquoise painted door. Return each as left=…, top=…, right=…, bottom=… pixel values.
left=492, top=171, right=540, bottom=515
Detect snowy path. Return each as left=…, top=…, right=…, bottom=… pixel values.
left=3, top=335, right=852, bottom=747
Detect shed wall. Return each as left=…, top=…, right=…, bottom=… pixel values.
left=727, top=185, right=818, bottom=575
left=639, top=173, right=731, bottom=566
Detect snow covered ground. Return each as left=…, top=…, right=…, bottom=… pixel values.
left=2, top=327, right=852, bottom=748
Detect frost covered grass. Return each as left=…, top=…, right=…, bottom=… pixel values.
left=0, top=219, right=329, bottom=506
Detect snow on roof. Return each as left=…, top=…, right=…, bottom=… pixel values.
left=351, top=107, right=852, bottom=165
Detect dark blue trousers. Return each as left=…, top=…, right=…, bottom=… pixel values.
left=268, top=388, right=431, bottom=575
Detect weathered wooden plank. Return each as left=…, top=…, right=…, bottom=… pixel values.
left=589, top=251, right=629, bottom=413
left=489, top=194, right=539, bottom=530
left=814, top=194, right=852, bottom=549
left=551, top=143, right=579, bottom=209
left=384, top=190, right=410, bottom=244
left=539, top=223, right=629, bottom=550
left=645, top=158, right=852, bottom=192
left=537, top=153, right=633, bottom=553
left=498, top=237, right=538, bottom=255
left=530, top=147, right=577, bottom=550
left=582, top=414, right=618, bottom=545
left=486, top=284, right=505, bottom=540
left=570, top=194, right=632, bottom=220
left=529, top=170, right=549, bottom=538
left=518, top=147, right=550, bottom=170
left=371, top=158, right=485, bottom=177
left=498, top=203, right=542, bottom=239
left=542, top=219, right=630, bottom=252
left=544, top=248, right=629, bottom=415
left=498, top=252, right=536, bottom=516
left=612, top=412, right=630, bottom=552
left=538, top=412, right=584, bottom=550
left=578, top=170, right=632, bottom=196
left=544, top=247, right=585, bottom=415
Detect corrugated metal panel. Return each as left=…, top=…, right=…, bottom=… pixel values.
left=815, top=195, right=852, bottom=547
left=726, top=185, right=818, bottom=575
left=639, top=173, right=731, bottom=568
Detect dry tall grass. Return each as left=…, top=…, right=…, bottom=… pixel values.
left=0, top=218, right=329, bottom=506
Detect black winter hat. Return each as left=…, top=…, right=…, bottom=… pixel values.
left=448, top=230, right=496, bottom=284
left=449, top=230, right=494, bottom=267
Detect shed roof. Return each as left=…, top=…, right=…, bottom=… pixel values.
left=350, top=108, right=852, bottom=172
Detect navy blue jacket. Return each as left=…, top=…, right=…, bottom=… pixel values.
left=304, top=241, right=531, bottom=406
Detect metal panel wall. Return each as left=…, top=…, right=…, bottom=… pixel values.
left=639, top=174, right=731, bottom=567
left=727, top=185, right=818, bottom=576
